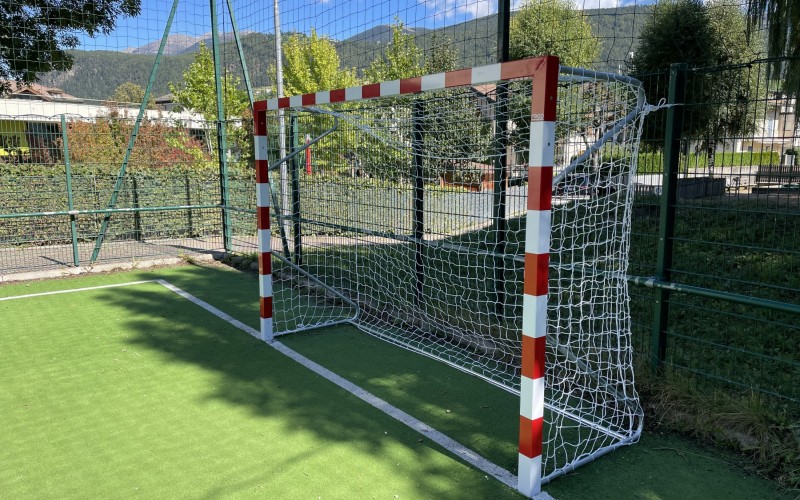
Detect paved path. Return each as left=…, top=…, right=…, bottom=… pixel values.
left=0, top=235, right=258, bottom=283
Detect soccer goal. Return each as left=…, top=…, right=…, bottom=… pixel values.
left=252, top=56, right=645, bottom=496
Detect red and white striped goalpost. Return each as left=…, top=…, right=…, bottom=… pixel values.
left=253, top=103, right=273, bottom=342
left=518, top=56, right=558, bottom=497
left=252, top=56, right=559, bottom=497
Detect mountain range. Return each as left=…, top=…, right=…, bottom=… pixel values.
left=38, top=6, right=649, bottom=102
left=123, top=31, right=257, bottom=55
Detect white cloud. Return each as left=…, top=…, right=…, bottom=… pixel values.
left=574, top=0, right=620, bottom=8
left=422, top=0, right=496, bottom=21
left=424, top=0, right=649, bottom=21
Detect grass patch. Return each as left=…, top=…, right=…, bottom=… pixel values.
left=0, top=276, right=520, bottom=499
left=636, top=368, right=800, bottom=492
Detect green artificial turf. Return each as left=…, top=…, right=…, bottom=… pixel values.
left=0, top=264, right=787, bottom=499
left=0, top=277, right=520, bottom=499
left=281, top=327, right=786, bottom=500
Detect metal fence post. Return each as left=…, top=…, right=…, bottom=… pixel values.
left=60, top=115, right=79, bottom=267
left=210, top=0, right=232, bottom=253
left=492, top=0, right=510, bottom=317
left=132, top=175, right=142, bottom=241
left=289, top=113, right=303, bottom=266
left=497, top=0, right=510, bottom=63
left=651, top=63, right=686, bottom=375
left=185, top=174, right=194, bottom=237
left=412, top=100, right=425, bottom=307
left=492, top=84, right=509, bottom=316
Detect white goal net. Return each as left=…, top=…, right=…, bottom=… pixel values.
left=254, top=58, right=645, bottom=490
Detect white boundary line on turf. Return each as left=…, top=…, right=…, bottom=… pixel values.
left=154, top=279, right=519, bottom=490
left=3, top=278, right=534, bottom=495
left=0, top=280, right=157, bottom=301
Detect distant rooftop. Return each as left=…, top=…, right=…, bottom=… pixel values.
left=1, top=82, right=81, bottom=103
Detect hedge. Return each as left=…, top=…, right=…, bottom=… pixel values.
left=0, top=162, right=255, bottom=247
left=631, top=151, right=780, bottom=174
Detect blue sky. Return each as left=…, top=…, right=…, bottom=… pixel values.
left=77, top=0, right=647, bottom=52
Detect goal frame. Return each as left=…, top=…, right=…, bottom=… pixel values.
left=252, top=56, right=586, bottom=497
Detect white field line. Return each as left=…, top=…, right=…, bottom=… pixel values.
left=155, top=279, right=518, bottom=490
left=0, top=280, right=157, bottom=301
left=3, top=278, right=521, bottom=492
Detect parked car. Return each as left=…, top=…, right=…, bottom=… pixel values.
left=554, top=174, right=594, bottom=196
left=554, top=173, right=620, bottom=198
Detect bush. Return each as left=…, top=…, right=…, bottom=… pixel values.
left=605, top=151, right=780, bottom=175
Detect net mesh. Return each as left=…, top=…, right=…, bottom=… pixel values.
left=265, top=68, right=644, bottom=480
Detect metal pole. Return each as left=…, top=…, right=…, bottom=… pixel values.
left=185, top=174, right=194, bottom=236
left=492, top=0, right=511, bottom=317
left=273, top=0, right=290, bottom=242
left=412, top=100, right=425, bottom=306
left=211, top=0, right=232, bottom=253
left=651, top=63, right=686, bottom=375
left=497, top=0, right=510, bottom=63
left=132, top=176, right=142, bottom=241
left=492, top=85, right=510, bottom=317
left=225, top=0, right=255, bottom=107
left=60, top=115, right=79, bottom=267
left=89, top=0, right=180, bottom=262
left=290, top=113, right=303, bottom=265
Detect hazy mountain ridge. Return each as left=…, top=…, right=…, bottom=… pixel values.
left=126, top=31, right=257, bottom=55
left=343, top=25, right=433, bottom=44
left=37, top=6, right=650, bottom=101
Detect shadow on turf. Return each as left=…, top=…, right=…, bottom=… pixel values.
left=89, top=276, right=521, bottom=499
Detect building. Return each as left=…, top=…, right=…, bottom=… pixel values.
left=1, top=82, right=207, bottom=162
left=738, top=92, right=798, bottom=160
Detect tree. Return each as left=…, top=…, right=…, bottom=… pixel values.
left=423, top=34, right=458, bottom=74
left=276, top=29, right=359, bottom=174
left=746, top=0, right=800, bottom=91
left=364, top=20, right=423, bottom=82
left=168, top=42, right=248, bottom=158
left=107, top=82, right=155, bottom=109
left=509, top=0, right=600, bottom=67
left=281, top=29, right=358, bottom=95
left=632, top=0, right=764, bottom=147
left=0, top=0, right=141, bottom=94
left=169, top=43, right=247, bottom=122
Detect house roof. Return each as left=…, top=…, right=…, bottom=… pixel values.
left=155, top=93, right=174, bottom=104
left=471, top=84, right=497, bottom=100
left=1, top=81, right=79, bottom=102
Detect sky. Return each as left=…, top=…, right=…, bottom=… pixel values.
left=76, top=0, right=649, bottom=52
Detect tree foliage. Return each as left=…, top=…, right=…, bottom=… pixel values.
left=107, top=82, right=155, bottom=108
left=632, top=0, right=765, bottom=145
left=281, top=29, right=358, bottom=95
left=65, top=112, right=209, bottom=169
left=364, top=20, right=423, bottom=82
left=0, top=0, right=141, bottom=94
left=509, top=0, right=600, bottom=67
left=423, top=34, right=458, bottom=74
left=168, top=42, right=249, bottom=159
left=169, top=43, right=248, bottom=122
left=746, top=0, right=800, bottom=91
